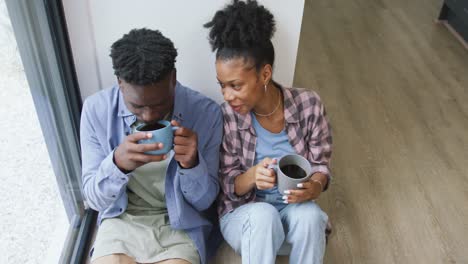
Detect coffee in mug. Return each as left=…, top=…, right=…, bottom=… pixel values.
left=137, top=123, right=166, bottom=131
left=280, top=164, right=307, bottom=179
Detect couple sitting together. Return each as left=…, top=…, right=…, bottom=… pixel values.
left=81, top=1, right=332, bottom=264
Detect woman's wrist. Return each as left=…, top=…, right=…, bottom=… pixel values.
left=248, top=165, right=258, bottom=188
left=311, top=172, right=327, bottom=192
left=234, top=167, right=257, bottom=195
left=311, top=179, right=324, bottom=192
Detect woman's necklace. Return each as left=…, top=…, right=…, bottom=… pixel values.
left=253, top=91, right=282, bottom=117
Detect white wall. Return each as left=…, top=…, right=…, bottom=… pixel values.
left=63, top=0, right=305, bottom=103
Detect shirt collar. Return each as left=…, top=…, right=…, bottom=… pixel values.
left=236, top=85, right=300, bottom=130
left=282, top=86, right=300, bottom=124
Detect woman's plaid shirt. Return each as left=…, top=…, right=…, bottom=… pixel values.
left=218, top=86, right=333, bottom=218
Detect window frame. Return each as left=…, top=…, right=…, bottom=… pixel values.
left=6, top=0, right=96, bottom=263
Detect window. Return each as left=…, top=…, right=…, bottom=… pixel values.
left=5, top=0, right=96, bottom=263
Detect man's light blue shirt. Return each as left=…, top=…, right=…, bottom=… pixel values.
left=80, top=82, right=222, bottom=263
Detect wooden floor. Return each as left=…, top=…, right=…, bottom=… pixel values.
left=293, top=0, right=468, bottom=263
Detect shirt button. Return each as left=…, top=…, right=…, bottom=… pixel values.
left=112, top=195, right=116, bottom=198
left=119, top=208, right=123, bottom=212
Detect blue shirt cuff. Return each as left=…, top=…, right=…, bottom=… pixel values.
left=99, top=149, right=132, bottom=198
left=177, top=153, right=209, bottom=199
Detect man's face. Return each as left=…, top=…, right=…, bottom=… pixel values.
left=119, top=70, right=176, bottom=124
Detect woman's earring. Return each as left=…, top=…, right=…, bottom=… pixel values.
left=264, top=84, right=267, bottom=93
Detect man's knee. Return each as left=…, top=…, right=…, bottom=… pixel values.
left=92, top=254, right=135, bottom=264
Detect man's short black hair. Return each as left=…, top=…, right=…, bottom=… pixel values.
left=110, top=28, right=178, bottom=85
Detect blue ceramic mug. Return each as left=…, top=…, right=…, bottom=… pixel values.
left=135, top=120, right=179, bottom=155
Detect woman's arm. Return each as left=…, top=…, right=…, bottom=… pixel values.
left=233, top=167, right=256, bottom=196
left=234, top=157, right=277, bottom=196
left=306, top=92, right=333, bottom=191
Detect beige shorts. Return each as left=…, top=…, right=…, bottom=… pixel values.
left=90, top=213, right=200, bottom=264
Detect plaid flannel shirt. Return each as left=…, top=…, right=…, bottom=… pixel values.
left=218, top=86, right=333, bottom=218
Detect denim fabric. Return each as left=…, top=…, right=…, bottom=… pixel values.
left=220, top=202, right=328, bottom=264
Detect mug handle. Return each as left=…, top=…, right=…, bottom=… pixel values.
left=267, top=158, right=278, bottom=173
left=171, top=126, right=180, bottom=132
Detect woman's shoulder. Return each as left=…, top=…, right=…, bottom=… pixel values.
left=220, top=102, right=240, bottom=128
left=283, top=86, right=324, bottom=110
left=220, top=101, right=241, bottom=120
left=220, top=101, right=232, bottom=113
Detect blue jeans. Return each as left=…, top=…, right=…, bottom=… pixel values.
left=220, top=202, right=328, bottom=264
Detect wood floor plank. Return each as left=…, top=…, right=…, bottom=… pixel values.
left=294, top=0, right=468, bottom=263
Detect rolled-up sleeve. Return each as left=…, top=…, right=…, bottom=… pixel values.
left=178, top=105, right=223, bottom=211
left=307, top=95, right=333, bottom=190
left=80, top=100, right=130, bottom=211
left=219, top=109, right=254, bottom=202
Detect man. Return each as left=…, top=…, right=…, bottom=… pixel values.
left=80, top=28, right=222, bottom=264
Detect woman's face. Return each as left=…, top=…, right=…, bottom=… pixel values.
left=215, top=58, right=267, bottom=115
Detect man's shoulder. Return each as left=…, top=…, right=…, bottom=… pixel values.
left=177, top=83, right=221, bottom=114
left=83, top=85, right=119, bottom=106
left=82, top=85, right=119, bottom=114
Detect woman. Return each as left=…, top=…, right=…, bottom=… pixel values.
left=204, top=1, right=332, bottom=263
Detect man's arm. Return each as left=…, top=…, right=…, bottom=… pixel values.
left=80, top=100, right=130, bottom=212
left=176, top=105, right=223, bottom=211
left=80, top=100, right=166, bottom=211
